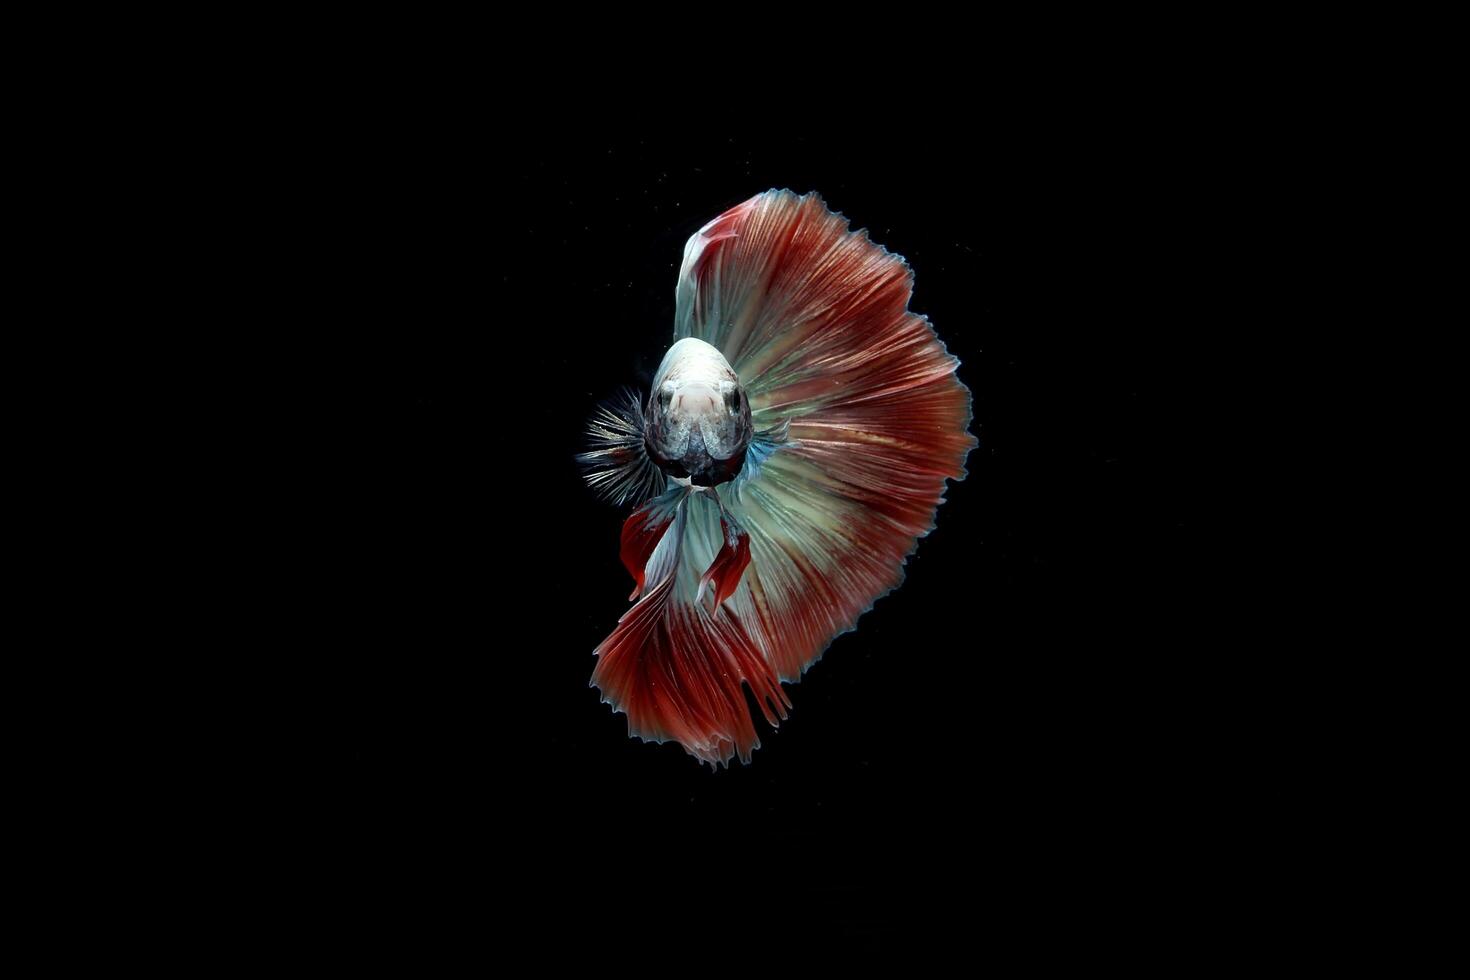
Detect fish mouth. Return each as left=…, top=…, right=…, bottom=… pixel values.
left=655, top=444, right=748, bottom=487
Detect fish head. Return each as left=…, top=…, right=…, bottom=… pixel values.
left=644, top=338, right=753, bottom=486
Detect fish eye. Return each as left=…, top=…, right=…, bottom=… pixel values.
left=659, top=389, right=673, bottom=409
left=725, top=388, right=740, bottom=412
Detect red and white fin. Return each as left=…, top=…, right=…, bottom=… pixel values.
left=592, top=489, right=788, bottom=768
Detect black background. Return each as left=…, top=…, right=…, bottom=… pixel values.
left=262, top=124, right=1216, bottom=937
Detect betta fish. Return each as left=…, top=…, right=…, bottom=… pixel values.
left=580, top=189, right=975, bottom=767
